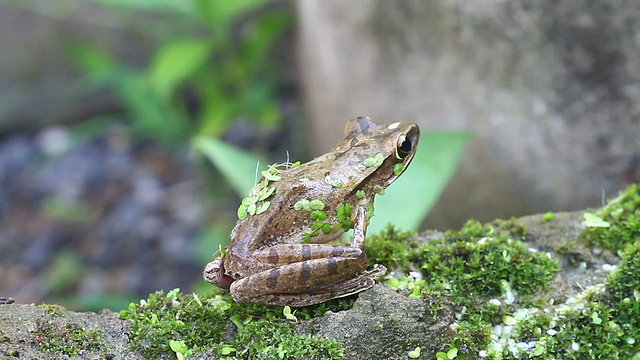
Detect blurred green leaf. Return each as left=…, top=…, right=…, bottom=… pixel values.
left=194, top=224, right=234, bottom=265
left=87, top=0, right=197, bottom=15
left=66, top=41, right=116, bottom=78
left=47, top=250, right=84, bottom=294
left=369, top=131, right=469, bottom=233
left=149, top=39, right=212, bottom=100
left=193, top=137, right=266, bottom=196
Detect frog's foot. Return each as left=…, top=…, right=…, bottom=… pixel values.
left=231, top=264, right=387, bottom=307
left=203, top=257, right=235, bottom=290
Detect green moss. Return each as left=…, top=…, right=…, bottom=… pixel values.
left=581, top=183, right=640, bottom=253
left=40, top=304, right=67, bottom=317
left=368, top=221, right=557, bottom=301
left=541, top=211, right=555, bottom=222
left=366, top=221, right=559, bottom=358
left=505, top=242, right=640, bottom=359
left=120, top=288, right=344, bottom=359
left=35, top=320, right=104, bottom=356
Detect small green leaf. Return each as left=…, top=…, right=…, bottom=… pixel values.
left=293, top=199, right=308, bottom=211
left=363, top=153, right=384, bottom=167
left=237, top=205, right=248, bottom=220
left=344, top=203, right=352, bottom=217
left=337, top=204, right=346, bottom=220
left=533, top=343, right=545, bottom=356
left=408, top=347, right=421, bottom=358
left=393, top=162, right=404, bottom=176
left=255, top=201, right=270, bottom=215
left=409, top=286, right=422, bottom=299
left=257, top=186, right=276, bottom=201
left=356, top=190, right=365, bottom=199
left=283, top=306, right=297, bottom=322
left=309, top=199, right=325, bottom=210
left=447, top=347, right=458, bottom=359
left=262, top=170, right=281, bottom=182
left=503, top=315, right=517, bottom=325
left=219, top=345, right=237, bottom=355
left=541, top=211, right=555, bottom=222
left=582, top=212, right=611, bottom=228
left=247, top=203, right=256, bottom=216
left=170, top=339, right=191, bottom=360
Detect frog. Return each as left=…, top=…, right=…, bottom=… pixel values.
left=203, top=116, right=419, bottom=307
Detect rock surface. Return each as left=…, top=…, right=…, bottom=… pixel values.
left=297, top=0, right=640, bottom=227
left=0, top=209, right=620, bottom=359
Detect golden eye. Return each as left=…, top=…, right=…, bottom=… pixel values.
left=396, top=135, right=414, bottom=159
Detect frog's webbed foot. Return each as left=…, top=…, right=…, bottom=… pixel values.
left=203, top=257, right=235, bottom=290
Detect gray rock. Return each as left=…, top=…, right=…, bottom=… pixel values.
left=297, top=0, right=640, bottom=227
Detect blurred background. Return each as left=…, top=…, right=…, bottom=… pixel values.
left=0, top=0, right=638, bottom=311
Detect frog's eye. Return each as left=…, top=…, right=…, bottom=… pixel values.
left=396, top=135, right=414, bottom=159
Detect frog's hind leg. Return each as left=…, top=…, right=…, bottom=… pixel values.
left=230, top=263, right=386, bottom=307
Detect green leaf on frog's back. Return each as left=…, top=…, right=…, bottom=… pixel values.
left=148, top=39, right=212, bottom=100
left=369, top=131, right=469, bottom=233
left=192, top=137, right=266, bottom=196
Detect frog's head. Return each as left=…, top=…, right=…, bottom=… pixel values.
left=342, top=116, right=420, bottom=192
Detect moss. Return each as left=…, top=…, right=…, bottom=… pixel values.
left=368, top=221, right=557, bottom=302
left=505, top=242, right=640, bottom=359
left=35, top=320, right=104, bottom=357
left=491, top=218, right=529, bottom=241
left=541, top=211, right=555, bottom=222
left=366, top=221, right=559, bottom=358
left=40, top=304, right=66, bottom=317
left=120, top=288, right=344, bottom=359
left=581, top=183, right=640, bottom=253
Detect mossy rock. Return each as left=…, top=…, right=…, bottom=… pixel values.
left=1, top=184, right=639, bottom=359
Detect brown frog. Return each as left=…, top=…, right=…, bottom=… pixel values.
left=203, top=116, right=419, bottom=306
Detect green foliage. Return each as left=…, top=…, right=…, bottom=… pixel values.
left=46, top=250, right=84, bottom=294
left=120, top=288, right=344, bottom=359
left=581, top=184, right=640, bottom=253
left=69, top=0, right=291, bottom=145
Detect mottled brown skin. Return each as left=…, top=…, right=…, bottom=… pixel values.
left=203, top=116, right=419, bottom=306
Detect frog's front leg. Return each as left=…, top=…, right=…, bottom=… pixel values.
left=230, top=203, right=386, bottom=306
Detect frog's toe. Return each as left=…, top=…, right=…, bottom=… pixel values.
left=203, top=258, right=234, bottom=289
